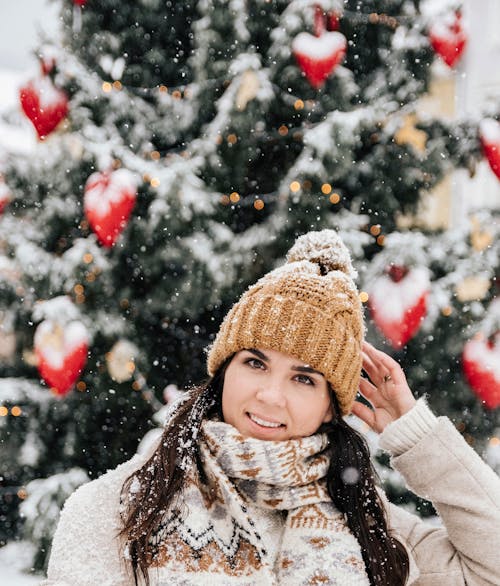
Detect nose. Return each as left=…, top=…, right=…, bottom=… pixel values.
left=255, top=382, right=286, bottom=408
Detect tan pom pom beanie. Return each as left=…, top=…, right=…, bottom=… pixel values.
left=206, top=230, right=365, bottom=415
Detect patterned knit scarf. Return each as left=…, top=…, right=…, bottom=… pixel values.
left=149, top=420, right=370, bottom=585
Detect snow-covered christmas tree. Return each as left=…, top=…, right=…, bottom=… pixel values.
left=1, top=0, right=499, bottom=574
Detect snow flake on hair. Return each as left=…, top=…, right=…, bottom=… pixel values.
left=286, top=229, right=357, bottom=279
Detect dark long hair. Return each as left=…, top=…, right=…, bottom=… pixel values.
left=119, top=358, right=409, bottom=585
left=323, top=390, right=409, bottom=585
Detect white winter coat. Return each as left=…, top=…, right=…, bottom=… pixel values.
left=41, top=399, right=500, bottom=585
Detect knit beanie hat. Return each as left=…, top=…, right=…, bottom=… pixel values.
left=206, top=230, right=365, bottom=415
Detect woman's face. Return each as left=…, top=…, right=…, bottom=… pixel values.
left=221, top=348, right=333, bottom=441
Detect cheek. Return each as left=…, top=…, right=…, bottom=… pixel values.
left=323, top=397, right=334, bottom=422
left=290, top=391, right=331, bottom=431
left=221, top=368, right=243, bottom=421
left=221, top=382, right=233, bottom=422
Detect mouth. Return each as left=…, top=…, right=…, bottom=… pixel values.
left=246, top=412, right=285, bottom=430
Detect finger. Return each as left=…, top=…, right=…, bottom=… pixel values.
left=359, top=376, right=377, bottom=399
left=363, top=341, right=397, bottom=365
left=363, top=341, right=393, bottom=369
left=361, top=350, right=384, bottom=386
left=359, top=376, right=393, bottom=410
left=363, top=342, right=405, bottom=384
left=350, top=400, right=375, bottom=429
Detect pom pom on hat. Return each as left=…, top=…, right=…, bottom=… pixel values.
left=286, top=229, right=357, bottom=279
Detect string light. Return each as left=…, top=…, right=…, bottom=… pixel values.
left=321, top=183, right=332, bottom=194
left=144, top=99, right=315, bottom=161
left=150, top=177, right=160, bottom=188
left=370, top=225, right=381, bottom=236
left=376, top=235, right=385, bottom=246
left=367, top=12, right=398, bottom=28
left=11, top=406, right=22, bottom=417
left=76, top=381, right=86, bottom=392
left=74, top=283, right=85, bottom=303
left=442, top=306, right=453, bottom=316
left=359, top=292, right=369, bottom=303
left=108, top=7, right=409, bottom=104
left=220, top=192, right=272, bottom=207
left=216, top=186, right=347, bottom=209
left=102, top=82, right=112, bottom=93
left=0, top=406, right=8, bottom=416
left=83, top=253, right=93, bottom=264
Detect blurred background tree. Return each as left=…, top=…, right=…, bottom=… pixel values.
left=0, top=0, right=499, bottom=573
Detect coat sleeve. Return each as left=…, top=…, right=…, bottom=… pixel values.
left=378, top=399, right=500, bottom=586
left=40, top=458, right=141, bottom=586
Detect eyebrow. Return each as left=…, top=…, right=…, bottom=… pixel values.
left=246, top=348, right=324, bottom=377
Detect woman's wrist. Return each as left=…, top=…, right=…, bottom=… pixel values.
left=378, top=397, right=439, bottom=457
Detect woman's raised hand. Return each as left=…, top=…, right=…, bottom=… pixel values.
left=350, top=341, right=417, bottom=434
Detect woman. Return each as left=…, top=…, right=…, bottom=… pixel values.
left=43, top=230, right=500, bottom=586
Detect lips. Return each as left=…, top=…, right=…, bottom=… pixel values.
left=247, top=412, right=285, bottom=429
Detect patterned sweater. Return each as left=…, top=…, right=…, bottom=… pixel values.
left=41, top=399, right=500, bottom=585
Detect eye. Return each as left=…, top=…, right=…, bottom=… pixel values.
left=295, top=374, right=315, bottom=386
left=244, top=357, right=265, bottom=370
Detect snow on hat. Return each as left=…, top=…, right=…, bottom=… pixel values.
left=206, top=230, right=365, bottom=415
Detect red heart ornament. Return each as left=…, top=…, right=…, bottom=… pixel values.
left=429, top=12, right=467, bottom=68
left=34, top=320, right=89, bottom=396
left=292, top=31, right=347, bottom=88
left=463, top=333, right=500, bottom=409
left=38, top=45, right=58, bottom=75
left=84, top=169, right=138, bottom=247
left=19, top=77, right=69, bottom=140
left=369, top=266, right=429, bottom=348
left=314, top=6, right=341, bottom=34
left=327, top=11, right=341, bottom=32
left=479, top=118, right=500, bottom=181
